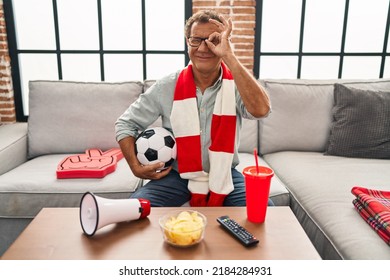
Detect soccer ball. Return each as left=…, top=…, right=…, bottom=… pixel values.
left=135, top=127, right=177, bottom=170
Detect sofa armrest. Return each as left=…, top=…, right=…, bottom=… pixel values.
left=0, top=123, right=28, bottom=175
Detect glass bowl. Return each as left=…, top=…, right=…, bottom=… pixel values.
left=158, top=210, right=207, bottom=247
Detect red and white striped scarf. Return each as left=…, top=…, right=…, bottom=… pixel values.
left=170, top=63, right=236, bottom=206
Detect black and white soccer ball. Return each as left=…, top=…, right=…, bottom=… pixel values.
left=135, top=127, right=177, bottom=170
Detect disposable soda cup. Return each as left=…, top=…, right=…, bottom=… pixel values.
left=243, top=166, right=274, bottom=223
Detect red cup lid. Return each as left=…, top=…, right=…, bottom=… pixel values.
left=243, top=166, right=274, bottom=177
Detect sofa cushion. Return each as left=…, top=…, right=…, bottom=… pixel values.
left=259, top=79, right=335, bottom=155
left=264, top=151, right=390, bottom=259
left=325, top=84, right=390, bottom=159
left=0, top=154, right=142, bottom=218
left=238, top=119, right=258, bottom=153
left=259, top=78, right=390, bottom=155
left=28, top=80, right=143, bottom=159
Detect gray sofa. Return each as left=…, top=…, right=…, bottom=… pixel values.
left=1, top=78, right=389, bottom=259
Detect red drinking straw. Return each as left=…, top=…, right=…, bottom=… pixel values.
left=254, top=148, right=259, bottom=174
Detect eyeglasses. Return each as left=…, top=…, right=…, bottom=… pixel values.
left=187, top=36, right=220, bottom=47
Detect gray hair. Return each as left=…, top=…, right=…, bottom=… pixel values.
left=184, top=10, right=223, bottom=38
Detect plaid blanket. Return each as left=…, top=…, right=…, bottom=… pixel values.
left=351, top=186, right=390, bottom=245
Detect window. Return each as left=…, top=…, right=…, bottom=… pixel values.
left=254, top=0, right=390, bottom=79
left=6, top=0, right=390, bottom=120
left=4, top=0, right=191, bottom=121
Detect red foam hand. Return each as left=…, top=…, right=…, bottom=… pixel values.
left=56, top=148, right=124, bottom=179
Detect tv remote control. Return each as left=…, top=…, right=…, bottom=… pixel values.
left=216, top=215, right=259, bottom=247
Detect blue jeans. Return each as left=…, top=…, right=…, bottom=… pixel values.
left=130, top=168, right=274, bottom=207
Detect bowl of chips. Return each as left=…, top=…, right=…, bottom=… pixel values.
left=159, top=210, right=207, bottom=247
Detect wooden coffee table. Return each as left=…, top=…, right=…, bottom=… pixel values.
left=1, top=206, right=321, bottom=260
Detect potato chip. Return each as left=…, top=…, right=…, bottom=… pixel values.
left=176, top=211, right=192, bottom=221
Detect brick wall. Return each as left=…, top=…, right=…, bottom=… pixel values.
left=0, top=0, right=256, bottom=124
left=192, top=0, right=256, bottom=72
left=0, top=0, right=16, bottom=124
